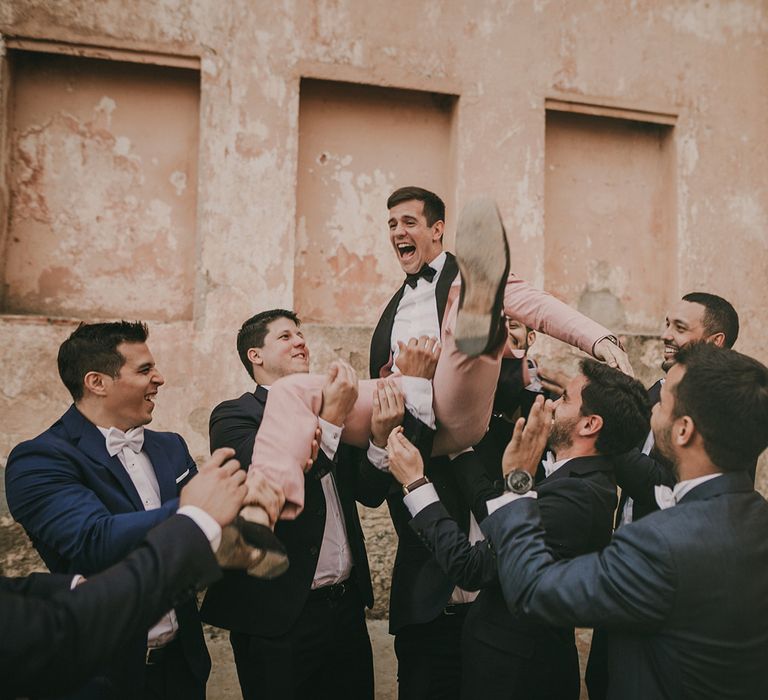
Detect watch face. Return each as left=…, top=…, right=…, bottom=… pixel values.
left=507, top=470, right=533, bottom=493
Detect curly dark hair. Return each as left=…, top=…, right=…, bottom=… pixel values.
left=579, top=359, right=651, bottom=455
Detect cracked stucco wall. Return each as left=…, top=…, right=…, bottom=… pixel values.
left=0, top=1, right=766, bottom=610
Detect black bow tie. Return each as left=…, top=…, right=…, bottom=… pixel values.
left=404, top=264, right=437, bottom=289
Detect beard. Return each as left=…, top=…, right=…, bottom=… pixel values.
left=547, top=415, right=579, bottom=455
left=652, top=422, right=680, bottom=480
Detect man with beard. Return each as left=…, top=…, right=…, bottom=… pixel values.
left=481, top=343, right=768, bottom=700
left=385, top=361, right=650, bottom=699
left=615, top=292, right=741, bottom=526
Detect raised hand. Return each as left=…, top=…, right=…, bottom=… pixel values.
left=501, top=395, right=554, bottom=477
left=319, top=360, right=359, bottom=426
left=386, top=427, right=425, bottom=486
left=396, top=336, right=441, bottom=379
left=180, top=447, right=247, bottom=527
left=593, top=338, right=634, bottom=376
left=371, top=379, right=406, bottom=448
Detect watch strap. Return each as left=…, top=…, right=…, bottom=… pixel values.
left=403, top=475, right=430, bottom=495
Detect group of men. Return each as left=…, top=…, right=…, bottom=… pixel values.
left=3, top=186, right=768, bottom=700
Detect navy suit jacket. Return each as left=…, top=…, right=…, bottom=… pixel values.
left=4, top=405, right=209, bottom=695
left=1, top=516, right=220, bottom=700
left=483, top=470, right=768, bottom=700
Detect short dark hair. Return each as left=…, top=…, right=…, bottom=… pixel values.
left=682, top=292, right=739, bottom=348
left=237, top=309, right=300, bottom=379
left=387, top=186, right=446, bottom=227
left=57, top=321, right=149, bottom=401
left=579, top=359, right=651, bottom=455
left=672, top=343, right=768, bottom=471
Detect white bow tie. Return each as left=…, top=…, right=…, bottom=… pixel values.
left=541, top=451, right=557, bottom=478
left=106, top=427, right=145, bottom=457
left=654, top=484, right=678, bottom=510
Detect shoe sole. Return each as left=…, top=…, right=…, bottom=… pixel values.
left=237, top=516, right=290, bottom=579
left=454, top=197, right=510, bottom=356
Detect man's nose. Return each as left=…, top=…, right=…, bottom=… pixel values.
left=153, top=371, right=165, bottom=386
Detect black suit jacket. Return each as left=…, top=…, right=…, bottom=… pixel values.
left=201, top=386, right=391, bottom=636
left=1, top=516, right=220, bottom=700
left=411, top=454, right=617, bottom=699
left=484, top=470, right=768, bottom=700
left=369, top=254, right=470, bottom=633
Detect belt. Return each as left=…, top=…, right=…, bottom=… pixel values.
left=309, top=577, right=354, bottom=602
left=443, top=603, right=472, bottom=616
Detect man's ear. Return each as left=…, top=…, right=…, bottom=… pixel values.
left=247, top=347, right=263, bottom=367
left=83, top=371, right=110, bottom=397
left=676, top=415, right=696, bottom=447
left=708, top=332, right=726, bottom=348
left=527, top=330, right=537, bottom=348
left=580, top=414, right=603, bottom=439
left=432, top=219, right=445, bottom=243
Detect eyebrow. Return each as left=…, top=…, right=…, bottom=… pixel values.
left=136, top=362, right=154, bottom=372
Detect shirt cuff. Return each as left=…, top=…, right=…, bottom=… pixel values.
left=318, top=417, right=342, bottom=459
left=403, top=482, right=439, bottom=516
left=401, top=376, right=436, bottom=429
left=178, top=505, right=223, bottom=552
left=367, top=440, right=389, bottom=471
left=486, top=490, right=537, bottom=515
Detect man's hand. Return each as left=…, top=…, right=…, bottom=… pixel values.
left=594, top=338, right=634, bottom=376
left=502, top=396, right=554, bottom=477
left=536, top=365, right=568, bottom=397
left=396, top=336, right=441, bottom=379
left=180, top=448, right=247, bottom=527
left=319, top=360, right=359, bottom=426
left=243, top=470, right=286, bottom=527
left=387, top=427, right=425, bottom=485
left=303, top=427, right=321, bottom=473
left=371, top=379, right=406, bottom=448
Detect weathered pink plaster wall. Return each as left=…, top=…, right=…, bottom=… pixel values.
left=0, top=0, right=766, bottom=494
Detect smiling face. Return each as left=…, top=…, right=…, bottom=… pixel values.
left=388, top=199, right=444, bottom=275
left=250, top=317, right=309, bottom=384
left=506, top=319, right=535, bottom=355
left=100, top=342, right=165, bottom=431
left=661, top=300, right=709, bottom=371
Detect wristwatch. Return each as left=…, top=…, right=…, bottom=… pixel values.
left=402, top=475, right=430, bottom=495
left=504, top=469, right=534, bottom=495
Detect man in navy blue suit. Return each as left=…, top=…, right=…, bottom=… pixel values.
left=6, top=321, right=214, bottom=699
left=481, top=343, right=768, bottom=699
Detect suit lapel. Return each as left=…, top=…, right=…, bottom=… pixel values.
left=142, top=431, right=177, bottom=503
left=369, top=286, right=406, bottom=378
left=435, top=252, right=459, bottom=331
left=63, top=407, right=144, bottom=511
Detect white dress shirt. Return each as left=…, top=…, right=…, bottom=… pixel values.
left=390, top=251, right=447, bottom=372
left=97, top=426, right=178, bottom=648
left=654, top=473, right=722, bottom=510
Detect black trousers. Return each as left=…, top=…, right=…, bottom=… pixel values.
left=394, top=604, right=470, bottom=700
left=230, top=580, right=373, bottom=700
left=143, top=638, right=205, bottom=700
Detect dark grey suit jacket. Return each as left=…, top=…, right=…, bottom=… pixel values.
left=483, top=470, right=768, bottom=700
left=1, top=516, right=220, bottom=700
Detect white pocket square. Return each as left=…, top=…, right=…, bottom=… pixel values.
left=175, top=469, right=190, bottom=484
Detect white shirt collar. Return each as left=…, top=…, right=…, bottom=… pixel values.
left=427, top=251, right=447, bottom=277
left=541, top=451, right=572, bottom=478
left=654, top=472, right=723, bottom=509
